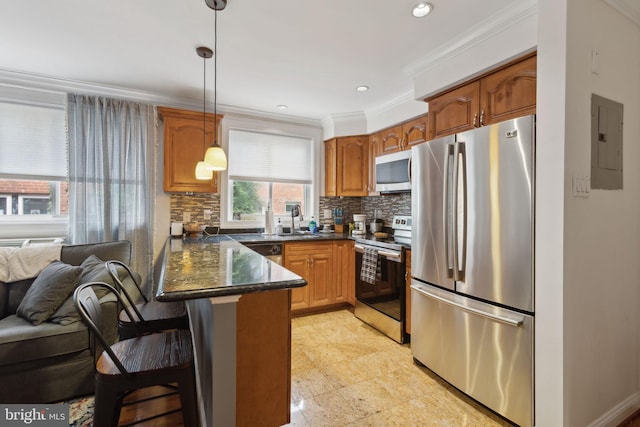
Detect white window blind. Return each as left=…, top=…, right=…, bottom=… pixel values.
left=0, top=88, right=66, bottom=180
left=228, top=130, right=312, bottom=184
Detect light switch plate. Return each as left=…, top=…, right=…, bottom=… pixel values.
left=572, top=174, right=590, bottom=198
left=183, top=212, right=191, bottom=223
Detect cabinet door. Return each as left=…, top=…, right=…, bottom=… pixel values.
left=324, top=139, right=337, bottom=197
left=367, top=132, right=381, bottom=195
left=405, top=249, right=412, bottom=335
left=158, top=107, right=221, bottom=193
left=427, top=81, right=480, bottom=139
left=402, top=115, right=429, bottom=149
left=309, top=252, right=333, bottom=307
left=380, top=125, right=403, bottom=154
left=236, top=290, right=291, bottom=427
left=333, top=240, right=354, bottom=305
left=480, top=55, right=537, bottom=125
left=285, top=255, right=310, bottom=310
left=336, top=136, right=368, bottom=196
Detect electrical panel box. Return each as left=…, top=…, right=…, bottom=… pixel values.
left=591, top=94, right=623, bottom=189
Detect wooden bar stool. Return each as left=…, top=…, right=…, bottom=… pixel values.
left=105, top=260, right=189, bottom=339
left=73, top=282, right=198, bottom=427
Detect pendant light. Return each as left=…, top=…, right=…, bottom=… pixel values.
left=203, top=3, right=227, bottom=171
left=195, top=46, right=214, bottom=180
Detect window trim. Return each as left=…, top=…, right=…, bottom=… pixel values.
left=219, top=114, right=322, bottom=230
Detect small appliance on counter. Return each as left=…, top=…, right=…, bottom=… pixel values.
left=352, top=214, right=366, bottom=236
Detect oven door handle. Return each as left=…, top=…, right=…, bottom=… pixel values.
left=354, top=244, right=403, bottom=262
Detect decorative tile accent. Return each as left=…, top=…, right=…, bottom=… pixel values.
left=170, top=193, right=220, bottom=226
left=319, top=193, right=411, bottom=228
left=169, top=193, right=411, bottom=229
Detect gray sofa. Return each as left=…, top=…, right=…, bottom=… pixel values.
left=0, top=240, right=141, bottom=403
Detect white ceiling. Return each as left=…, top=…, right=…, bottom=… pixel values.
left=0, top=0, right=635, bottom=122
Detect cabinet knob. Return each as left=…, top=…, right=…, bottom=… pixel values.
left=473, top=113, right=478, bottom=127
left=480, top=110, right=485, bottom=126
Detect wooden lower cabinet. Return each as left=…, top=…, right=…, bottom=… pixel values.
left=236, top=289, right=291, bottom=427
left=334, top=240, right=355, bottom=305
left=285, top=240, right=353, bottom=314
left=405, top=249, right=412, bottom=335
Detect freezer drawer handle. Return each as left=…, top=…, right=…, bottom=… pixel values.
left=411, top=284, right=524, bottom=327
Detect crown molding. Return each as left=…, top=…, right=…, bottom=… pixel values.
left=404, top=0, right=538, bottom=78
left=365, top=90, right=419, bottom=117
left=0, top=67, right=322, bottom=128
left=604, top=0, right=640, bottom=27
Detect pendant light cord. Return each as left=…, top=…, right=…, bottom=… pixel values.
left=213, top=8, right=218, bottom=147
left=203, top=46, right=207, bottom=151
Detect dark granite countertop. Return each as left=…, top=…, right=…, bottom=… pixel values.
left=156, top=235, right=307, bottom=302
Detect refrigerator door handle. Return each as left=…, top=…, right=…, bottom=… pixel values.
left=411, top=284, right=524, bottom=327
left=444, top=143, right=454, bottom=278
left=452, top=141, right=467, bottom=282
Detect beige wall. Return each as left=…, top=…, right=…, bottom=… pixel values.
left=563, top=0, right=640, bottom=425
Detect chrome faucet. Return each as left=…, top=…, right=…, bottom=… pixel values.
left=290, top=204, right=303, bottom=234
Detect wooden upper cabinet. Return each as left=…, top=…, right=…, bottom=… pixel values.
left=380, top=125, right=403, bottom=154
left=402, top=114, right=429, bottom=148
left=427, top=81, right=480, bottom=139
left=324, top=139, right=337, bottom=197
left=158, top=107, right=222, bottom=193
left=367, top=132, right=381, bottom=195
left=427, top=54, right=537, bottom=138
left=325, top=135, right=368, bottom=197
left=479, top=55, right=537, bottom=125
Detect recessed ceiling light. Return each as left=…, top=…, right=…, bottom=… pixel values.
left=276, top=104, right=288, bottom=110
left=356, top=85, right=369, bottom=92
left=412, top=2, right=433, bottom=18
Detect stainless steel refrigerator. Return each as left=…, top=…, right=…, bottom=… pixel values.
left=410, top=115, right=534, bottom=427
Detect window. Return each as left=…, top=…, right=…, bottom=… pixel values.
left=0, top=86, right=67, bottom=240
left=225, top=129, right=314, bottom=226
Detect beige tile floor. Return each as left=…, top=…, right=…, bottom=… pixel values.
left=286, top=309, right=514, bottom=427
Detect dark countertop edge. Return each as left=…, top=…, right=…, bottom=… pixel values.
left=155, top=237, right=308, bottom=302
left=156, top=277, right=307, bottom=302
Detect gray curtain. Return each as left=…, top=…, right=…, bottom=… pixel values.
left=66, top=94, right=155, bottom=284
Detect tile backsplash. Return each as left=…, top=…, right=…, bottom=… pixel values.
left=170, top=193, right=220, bottom=227
left=319, top=193, right=411, bottom=228
left=169, top=192, right=411, bottom=231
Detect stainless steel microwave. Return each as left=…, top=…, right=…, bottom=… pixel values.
left=375, top=150, right=411, bottom=193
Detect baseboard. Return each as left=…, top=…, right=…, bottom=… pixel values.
left=585, top=391, right=640, bottom=427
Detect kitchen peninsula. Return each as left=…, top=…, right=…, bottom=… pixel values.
left=156, top=235, right=307, bottom=427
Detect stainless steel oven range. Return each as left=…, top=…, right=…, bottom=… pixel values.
left=354, top=215, right=411, bottom=343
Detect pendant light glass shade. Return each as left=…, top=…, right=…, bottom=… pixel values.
left=195, top=160, right=213, bottom=179
left=204, top=145, right=227, bottom=171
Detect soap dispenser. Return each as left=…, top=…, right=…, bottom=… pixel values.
left=276, top=218, right=283, bottom=236
left=309, top=216, right=317, bottom=233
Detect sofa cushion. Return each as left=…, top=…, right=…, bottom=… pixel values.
left=16, top=261, right=82, bottom=325
left=61, top=240, right=131, bottom=267
left=49, top=254, right=123, bottom=325
left=0, top=282, right=7, bottom=320
left=0, top=314, right=89, bottom=366
left=4, top=278, right=35, bottom=316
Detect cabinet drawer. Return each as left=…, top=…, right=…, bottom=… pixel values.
left=284, top=241, right=333, bottom=257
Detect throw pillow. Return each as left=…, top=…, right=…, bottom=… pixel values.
left=49, top=255, right=119, bottom=325
left=16, top=261, right=82, bottom=325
